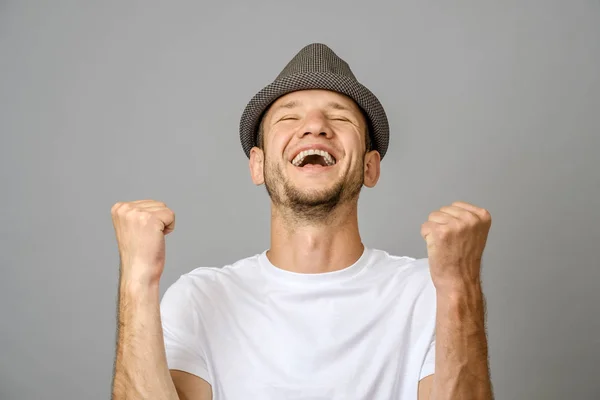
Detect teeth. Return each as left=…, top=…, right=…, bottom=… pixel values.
left=291, top=149, right=336, bottom=167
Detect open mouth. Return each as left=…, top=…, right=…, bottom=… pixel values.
left=291, top=149, right=337, bottom=167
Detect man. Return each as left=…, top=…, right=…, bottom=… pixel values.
left=111, top=43, right=493, bottom=399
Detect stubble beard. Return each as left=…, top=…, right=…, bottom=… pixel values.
left=263, top=156, right=364, bottom=224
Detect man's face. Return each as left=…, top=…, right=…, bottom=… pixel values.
left=249, top=89, right=380, bottom=219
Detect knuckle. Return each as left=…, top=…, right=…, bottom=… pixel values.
left=136, top=211, right=152, bottom=222
left=119, top=203, right=133, bottom=216
left=456, top=218, right=469, bottom=230
left=123, top=208, right=145, bottom=223
left=111, top=202, right=121, bottom=214
left=481, top=208, right=491, bottom=221
left=465, top=212, right=479, bottom=226
left=437, top=224, right=451, bottom=237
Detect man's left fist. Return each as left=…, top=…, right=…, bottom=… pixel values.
left=421, top=201, right=492, bottom=293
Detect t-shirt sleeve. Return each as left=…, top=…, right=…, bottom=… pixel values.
left=419, top=336, right=436, bottom=380
left=417, top=260, right=437, bottom=380
left=160, top=274, right=211, bottom=384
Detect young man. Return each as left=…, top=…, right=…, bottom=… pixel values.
left=111, top=43, right=493, bottom=399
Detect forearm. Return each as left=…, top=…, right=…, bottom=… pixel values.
left=112, top=278, right=179, bottom=400
left=430, top=283, right=493, bottom=400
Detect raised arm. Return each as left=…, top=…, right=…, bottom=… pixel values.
left=110, top=200, right=211, bottom=400
left=113, top=275, right=179, bottom=399
left=420, top=201, right=494, bottom=400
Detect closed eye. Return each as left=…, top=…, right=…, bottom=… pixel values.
left=278, top=115, right=299, bottom=122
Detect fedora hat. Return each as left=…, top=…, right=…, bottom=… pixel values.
left=239, top=43, right=390, bottom=159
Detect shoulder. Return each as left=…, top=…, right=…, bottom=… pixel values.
left=160, top=253, right=263, bottom=310
left=368, top=248, right=432, bottom=284
left=367, top=248, right=436, bottom=303
left=184, top=253, right=262, bottom=284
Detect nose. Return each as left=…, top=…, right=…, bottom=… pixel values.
left=297, top=112, right=333, bottom=140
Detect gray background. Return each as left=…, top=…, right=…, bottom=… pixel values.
left=1, top=1, right=598, bottom=399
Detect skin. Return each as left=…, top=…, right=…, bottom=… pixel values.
left=421, top=201, right=494, bottom=399
left=110, top=89, right=493, bottom=399
left=249, top=89, right=380, bottom=275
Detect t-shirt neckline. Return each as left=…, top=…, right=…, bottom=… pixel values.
left=258, top=246, right=372, bottom=286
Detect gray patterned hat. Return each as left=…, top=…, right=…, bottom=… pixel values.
left=239, top=43, right=390, bottom=159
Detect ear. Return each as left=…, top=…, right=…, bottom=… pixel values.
left=363, top=150, right=381, bottom=188
left=249, top=147, right=265, bottom=185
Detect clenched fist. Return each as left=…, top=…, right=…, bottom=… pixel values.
left=111, top=200, right=175, bottom=285
left=421, top=201, right=492, bottom=293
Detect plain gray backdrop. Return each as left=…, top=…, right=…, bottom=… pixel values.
left=1, top=1, right=599, bottom=399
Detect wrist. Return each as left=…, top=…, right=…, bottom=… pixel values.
left=436, top=282, right=486, bottom=330
left=119, top=273, right=160, bottom=296
left=119, top=262, right=161, bottom=290
left=436, top=281, right=483, bottom=302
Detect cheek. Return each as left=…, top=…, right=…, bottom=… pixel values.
left=269, top=131, right=295, bottom=159
left=340, top=135, right=364, bottom=160
left=344, top=151, right=367, bottom=176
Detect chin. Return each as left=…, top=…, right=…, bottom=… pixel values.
left=290, top=179, right=339, bottom=193
left=288, top=181, right=343, bottom=201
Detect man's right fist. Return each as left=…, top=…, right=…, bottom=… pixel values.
left=111, top=200, right=175, bottom=284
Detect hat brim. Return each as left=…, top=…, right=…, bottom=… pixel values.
left=239, top=71, right=389, bottom=159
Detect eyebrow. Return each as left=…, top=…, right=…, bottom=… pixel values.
left=271, top=100, right=353, bottom=114
left=326, top=101, right=352, bottom=112
left=271, top=100, right=301, bottom=114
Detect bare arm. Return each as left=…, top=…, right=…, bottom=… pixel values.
left=111, top=277, right=213, bottom=400
left=417, top=284, right=492, bottom=400
left=111, top=278, right=180, bottom=399
left=418, top=375, right=434, bottom=399
left=428, top=284, right=492, bottom=399
left=111, top=200, right=212, bottom=399
left=171, top=370, right=212, bottom=400
left=420, top=201, right=494, bottom=399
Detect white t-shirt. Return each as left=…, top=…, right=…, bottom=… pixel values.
left=161, top=247, right=437, bottom=400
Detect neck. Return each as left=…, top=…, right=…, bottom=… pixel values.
left=267, top=201, right=365, bottom=274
